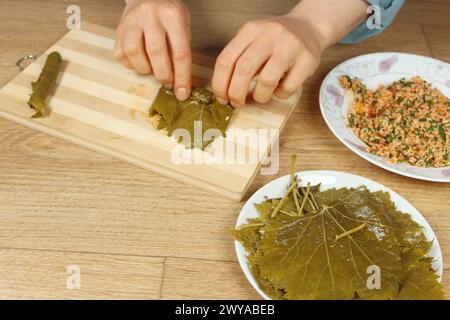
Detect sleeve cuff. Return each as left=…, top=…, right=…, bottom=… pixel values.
left=340, top=0, right=405, bottom=44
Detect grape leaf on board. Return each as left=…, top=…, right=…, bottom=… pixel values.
left=149, top=87, right=234, bottom=149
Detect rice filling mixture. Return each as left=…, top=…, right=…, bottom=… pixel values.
left=340, top=75, right=449, bottom=167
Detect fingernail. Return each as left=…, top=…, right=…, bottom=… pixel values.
left=216, top=97, right=228, bottom=105
left=176, top=87, right=189, bottom=101
left=164, top=83, right=173, bottom=90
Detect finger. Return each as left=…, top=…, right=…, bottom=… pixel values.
left=275, top=55, right=317, bottom=99
left=113, top=24, right=133, bottom=69
left=144, top=24, right=173, bottom=88
left=187, top=26, right=192, bottom=44
left=122, top=28, right=152, bottom=74
left=227, top=40, right=272, bottom=107
left=211, top=23, right=259, bottom=104
left=161, top=18, right=192, bottom=101
left=120, top=56, right=134, bottom=69
left=253, top=54, right=292, bottom=104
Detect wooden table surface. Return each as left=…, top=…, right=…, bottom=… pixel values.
left=0, top=0, right=449, bottom=299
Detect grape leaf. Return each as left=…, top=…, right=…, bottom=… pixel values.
left=397, top=257, right=445, bottom=300
left=232, top=218, right=263, bottom=255
left=149, top=87, right=234, bottom=149
left=234, top=181, right=444, bottom=300
left=28, top=51, right=62, bottom=118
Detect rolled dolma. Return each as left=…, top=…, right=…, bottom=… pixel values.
left=27, top=51, right=62, bottom=118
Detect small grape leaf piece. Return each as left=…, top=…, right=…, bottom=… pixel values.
left=233, top=155, right=444, bottom=300
left=149, top=87, right=234, bottom=149
left=27, top=51, right=62, bottom=118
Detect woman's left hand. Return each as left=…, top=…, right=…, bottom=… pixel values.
left=211, top=15, right=323, bottom=107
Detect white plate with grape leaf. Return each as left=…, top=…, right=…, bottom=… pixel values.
left=234, top=170, right=443, bottom=300
left=319, top=52, right=450, bottom=182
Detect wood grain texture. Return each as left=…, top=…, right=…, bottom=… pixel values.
left=395, top=0, right=450, bottom=27
left=0, top=248, right=164, bottom=299
left=161, top=258, right=261, bottom=299
left=422, top=26, right=450, bottom=62
left=0, top=0, right=448, bottom=299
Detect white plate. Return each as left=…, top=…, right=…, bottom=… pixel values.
left=235, top=171, right=443, bottom=300
left=319, top=52, right=450, bottom=182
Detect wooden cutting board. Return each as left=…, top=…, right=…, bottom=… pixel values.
left=0, top=22, right=300, bottom=201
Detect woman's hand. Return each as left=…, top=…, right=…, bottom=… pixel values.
left=211, top=0, right=369, bottom=107
left=211, top=16, right=323, bottom=107
left=114, top=0, right=192, bottom=100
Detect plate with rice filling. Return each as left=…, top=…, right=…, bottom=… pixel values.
left=319, top=52, right=450, bottom=182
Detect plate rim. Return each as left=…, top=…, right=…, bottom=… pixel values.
left=234, top=170, right=443, bottom=300
left=319, top=51, right=450, bottom=183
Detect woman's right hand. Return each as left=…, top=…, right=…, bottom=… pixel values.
left=114, top=0, right=192, bottom=101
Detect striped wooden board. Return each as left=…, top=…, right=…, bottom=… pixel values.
left=0, top=22, right=300, bottom=201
